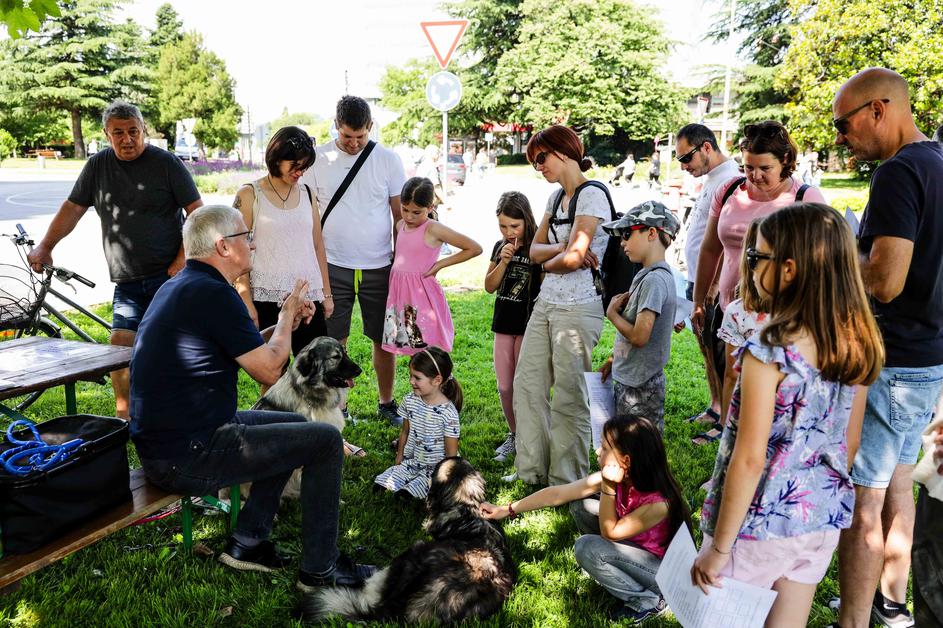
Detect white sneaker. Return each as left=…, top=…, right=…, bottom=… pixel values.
left=493, top=433, right=516, bottom=462
left=501, top=471, right=518, bottom=483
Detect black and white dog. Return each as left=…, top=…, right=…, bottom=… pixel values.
left=299, top=457, right=517, bottom=624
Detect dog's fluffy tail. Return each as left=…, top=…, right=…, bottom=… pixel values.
left=299, top=568, right=388, bottom=622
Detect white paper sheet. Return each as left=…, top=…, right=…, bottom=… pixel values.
left=655, top=528, right=778, bottom=628
left=675, top=298, right=694, bottom=326
left=584, top=371, right=614, bottom=449
left=844, top=208, right=860, bottom=236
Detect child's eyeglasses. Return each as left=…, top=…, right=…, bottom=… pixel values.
left=620, top=225, right=650, bottom=240
left=745, top=247, right=773, bottom=270
left=532, top=151, right=550, bottom=169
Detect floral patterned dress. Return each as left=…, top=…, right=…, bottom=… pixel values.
left=701, top=338, right=857, bottom=541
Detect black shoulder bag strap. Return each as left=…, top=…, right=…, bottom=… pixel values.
left=721, top=176, right=747, bottom=208
left=303, top=183, right=313, bottom=206
left=795, top=183, right=810, bottom=201
left=320, top=140, right=376, bottom=228
left=547, top=188, right=567, bottom=243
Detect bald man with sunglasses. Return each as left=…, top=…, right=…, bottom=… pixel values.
left=831, top=68, right=943, bottom=628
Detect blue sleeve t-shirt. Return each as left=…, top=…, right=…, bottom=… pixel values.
left=129, top=260, right=264, bottom=459
left=859, top=141, right=943, bottom=367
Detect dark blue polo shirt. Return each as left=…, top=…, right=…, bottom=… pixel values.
left=859, top=141, right=943, bottom=367
left=129, top=260, right=264, bottom=459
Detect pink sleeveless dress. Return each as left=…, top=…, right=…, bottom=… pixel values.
left=381, top=220, right=454, bottom=355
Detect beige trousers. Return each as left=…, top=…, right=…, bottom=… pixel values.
left=513, top=298, right=603, bottom=485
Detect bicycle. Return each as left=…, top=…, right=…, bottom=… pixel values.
left=0, top=223, right=113, bottom=410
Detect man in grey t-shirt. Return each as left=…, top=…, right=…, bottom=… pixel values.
left=28, top=100, right=202, bottom=419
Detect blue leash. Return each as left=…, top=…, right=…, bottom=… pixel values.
left=0, top=419, right=84, bottom=476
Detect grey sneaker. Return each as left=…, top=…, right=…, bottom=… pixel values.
left=493, top=433, right=516, bottom=462
left=501, top=471, right=518, bottom=483
left=377, top=400, right=401, bottom=426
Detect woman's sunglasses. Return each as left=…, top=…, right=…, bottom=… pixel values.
left=532, top=151, right=550, bottom=169
left=745, top=247, right=773, bottom=270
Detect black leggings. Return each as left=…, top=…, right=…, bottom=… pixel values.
left=254, top=300, right=327, bottom=357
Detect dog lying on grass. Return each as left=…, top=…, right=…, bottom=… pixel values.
left=299, top=457, right=517, bottom=624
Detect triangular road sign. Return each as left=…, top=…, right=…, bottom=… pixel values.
left=420, top=20, right=468, bottom=69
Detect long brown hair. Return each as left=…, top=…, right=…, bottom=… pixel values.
left=757, top=203, right=884, bottom=385
left=409, top=346, right=463, bottom=412
left=495, top=191, right=538, bottom=251
left=738, top=219, right=765, bottom=313
left=604, top=416, right=692, bottom=538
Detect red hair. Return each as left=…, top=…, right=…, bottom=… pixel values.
left=526, top=125, right=592, bottom=172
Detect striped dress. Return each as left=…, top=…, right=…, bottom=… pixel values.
left=374, top=393, right=460, bottom=498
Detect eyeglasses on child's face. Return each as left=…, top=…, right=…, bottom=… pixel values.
left=223, top=230, right=254, bottom=244
left=620, top=225, right=650, bottom=240
left=745, top=247, right=773, bottom=270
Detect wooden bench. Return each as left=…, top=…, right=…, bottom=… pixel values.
left=0, top=469, right=240, bottom=590
left=26, top=149, right=62, bottom=160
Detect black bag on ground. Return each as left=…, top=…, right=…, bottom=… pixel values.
left=0, top=415, right=131, bottom=555
left=549, top=180, right=641, bottom=310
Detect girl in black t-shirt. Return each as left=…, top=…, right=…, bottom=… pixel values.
left=484, top=192, right=542, bottom=464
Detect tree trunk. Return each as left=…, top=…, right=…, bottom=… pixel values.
left=71, top=109, right=86, bottom=160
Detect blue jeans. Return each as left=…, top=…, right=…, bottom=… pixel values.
left=112, top=273, right=170, bottom=331
left=140, top=410, right=343, bottom=574
left=851, top=364, right=943, bottom=488
left=570, top=497, right=663, bottom=612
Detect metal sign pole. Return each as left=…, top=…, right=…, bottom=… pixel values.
left=442, top=111, right=448, bottom=200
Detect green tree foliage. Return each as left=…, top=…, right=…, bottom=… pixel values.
left=0, top=0, right=152, bottom=159
left=0, top=128, right=16, bottom=162
left=494, top=0, right=686, bottom=138
left=149, top=2, right=182, bottom=49
left=0, top=0, right=60, bottom=38
left=0, top=109, right=69, bottom=147
left=267, top=109, right=330, bottom=146
left=779, top=0, right=943, bottom=151
left=156, top=31, right=242, bottom=154
left=378, top=59, right=484, bottom=146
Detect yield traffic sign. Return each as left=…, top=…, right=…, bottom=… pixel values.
left=420, top=20, right=468, bottom=69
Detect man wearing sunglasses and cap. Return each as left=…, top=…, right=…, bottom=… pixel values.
left=831, top=68, right=943, bottom=628
left=597, top=201, right=680, bottom=432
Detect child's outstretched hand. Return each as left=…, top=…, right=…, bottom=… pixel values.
left=479, top=502, right=509, bottom=520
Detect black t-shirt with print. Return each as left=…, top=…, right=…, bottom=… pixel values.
left=490, top=239, right=542, bottom=335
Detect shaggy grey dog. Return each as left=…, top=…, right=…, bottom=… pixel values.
left=299, top=457, right=517, bottom=624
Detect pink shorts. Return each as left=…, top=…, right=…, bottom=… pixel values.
left=701, top=529, right=840, bottom=588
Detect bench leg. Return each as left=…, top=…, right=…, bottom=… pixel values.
left=229, top=485, right=240, bottom=532
left=64, top=383, right=76, bottom=416
left=181, top=497, right=193, bottom=553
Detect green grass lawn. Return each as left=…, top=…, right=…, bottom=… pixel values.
left=1, top=293, right=850, bottom=627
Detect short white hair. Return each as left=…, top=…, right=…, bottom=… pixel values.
left=183, top=205, right=244, bottom=259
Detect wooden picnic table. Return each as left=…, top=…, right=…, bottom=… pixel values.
left=0, top=336, right=131, bottom=420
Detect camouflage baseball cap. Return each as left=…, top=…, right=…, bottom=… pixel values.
left=602, top=200, right=681, bottom=239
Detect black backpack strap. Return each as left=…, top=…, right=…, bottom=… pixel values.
left=548, top=188, right=567, bottom=243
left=320, top=140, right=376, bottom=228
left=721, top=176, right=747, bottom=207
left=303, top=183, right=313, bottom=206
left=796, top=183, right=809, bottom=201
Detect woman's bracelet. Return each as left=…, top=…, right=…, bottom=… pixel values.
left=601, top=489, right=616, bottom=496
left=507, top=502, right=517, bottom=518
left=323, top=294, right=333, bottom=300
left=711, top=543, right=732, bottom=555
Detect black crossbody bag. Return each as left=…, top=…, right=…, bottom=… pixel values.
left=320, top=140, right=377, bottom=228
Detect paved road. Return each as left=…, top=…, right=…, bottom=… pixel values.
left=0, top=168, right=667, bottom=312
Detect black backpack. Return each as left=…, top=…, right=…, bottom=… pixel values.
left=548, top=180, right=641, bottom=310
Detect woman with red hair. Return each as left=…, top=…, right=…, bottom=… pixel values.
left=510, top=125, right=611, bottom=487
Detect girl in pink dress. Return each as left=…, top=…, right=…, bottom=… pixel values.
left=381, top=177, right=482, bottom=355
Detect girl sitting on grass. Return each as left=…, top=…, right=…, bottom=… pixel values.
left=482, top=416, right=691, bottom=622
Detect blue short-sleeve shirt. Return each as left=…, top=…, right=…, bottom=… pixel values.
left=130, top=260, right=264, bottom=459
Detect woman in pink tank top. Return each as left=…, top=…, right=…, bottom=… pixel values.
left=482, top=417, right=692, bottom=622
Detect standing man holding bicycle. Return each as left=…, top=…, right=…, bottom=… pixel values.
left=27, top=100, right=203, bottom=420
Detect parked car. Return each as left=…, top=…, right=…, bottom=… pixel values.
left=438, top=153, right=466, bottom=186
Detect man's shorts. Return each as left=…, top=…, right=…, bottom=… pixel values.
left=701, top=530, right=839, bottom=589
left=325, top=263, right=391, bottom=344
left=852, top=364, right=943, bottom=489
left=112, top=273, right=170, bottom=332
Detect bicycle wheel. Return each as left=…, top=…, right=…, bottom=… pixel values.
left=1, top=317, right=62, bottom=412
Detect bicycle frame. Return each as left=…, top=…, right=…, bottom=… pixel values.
left=41, top=284, right=112, bottom=342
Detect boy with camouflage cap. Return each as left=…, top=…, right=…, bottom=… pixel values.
left=599, top=201, right=680, bottom=431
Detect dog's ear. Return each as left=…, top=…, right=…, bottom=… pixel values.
left=429, top=457, right=485, bottom=510
left=294, top=345, right=319, bottom=379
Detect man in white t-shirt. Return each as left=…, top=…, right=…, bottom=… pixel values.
left=675, top=123, right=740, bottom=426
left=301, top=96, right=406, bottom=425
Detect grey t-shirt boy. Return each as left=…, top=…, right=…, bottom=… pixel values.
left=612, top=261, right=676, bottom=387
left=69, top=145, right=200, bottom=283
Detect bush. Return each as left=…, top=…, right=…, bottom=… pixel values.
left=0, top=129, right=16, bottom=162
left=496, top=153, right=529, bottom=166
left=193, top=169, right=265, bottom=196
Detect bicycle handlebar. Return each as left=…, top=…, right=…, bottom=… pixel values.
left=4, top=225, right=96, bottom=289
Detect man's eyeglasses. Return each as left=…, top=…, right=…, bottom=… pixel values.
left=745, top=247, right=773, bottom=270
left=223, top=230, right=254, bottom=244
left=676, top=143, right=702, bottom=164
left=532, top=151, right=550, bottom=169
left=832, top=99, right=889, bottom=136
left=620, top=225, right=650, bottom=240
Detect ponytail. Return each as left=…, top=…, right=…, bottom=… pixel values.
left=409, top=346, right=462, bottom=412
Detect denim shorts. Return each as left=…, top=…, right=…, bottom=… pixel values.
left=851, top=364, right=943, bottom=489
left=112, top=273, right=170, bottom=331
